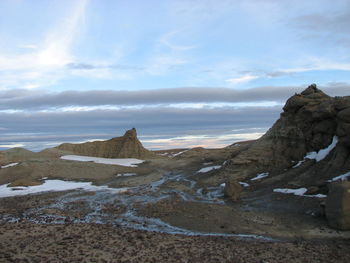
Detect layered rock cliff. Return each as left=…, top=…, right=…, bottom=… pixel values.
left=56, top=128, right=154, bottom=159
left=224, top=84, right=350, bottom=185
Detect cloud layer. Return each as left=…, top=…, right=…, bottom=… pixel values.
left=0, top=84, right=349, bottom=111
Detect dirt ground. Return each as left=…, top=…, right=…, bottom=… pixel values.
left=0, top=146, right=350, bottom=262
left=0, top=222, right=349, bottom=263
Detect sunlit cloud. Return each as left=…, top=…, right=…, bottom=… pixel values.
left=0, top=0, right=88, bottom=90
left=226, top=74, right=259, bottom=84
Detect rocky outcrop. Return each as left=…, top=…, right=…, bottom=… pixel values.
left=224, top=84, right=350, bottom=185
left=224, top=178, right=243, bottom=201
left=56, top=128, right=154, bottom=159
left=325, top=181, right=350, bottom=230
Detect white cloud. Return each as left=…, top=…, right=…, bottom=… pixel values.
left=0, top=0, right=88, bottom=90
left=226, top=74, right=259, bottom=84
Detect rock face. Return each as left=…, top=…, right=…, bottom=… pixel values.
left=325, top=181, right=350, bottom=230
left=224, top=179, right=243, bottom=201
left=56, top=128, right=154, bottom=159
left=223, top=84, right=350, bottom=186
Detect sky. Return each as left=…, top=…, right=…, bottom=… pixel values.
left=0, top=0, right=350, bottom=151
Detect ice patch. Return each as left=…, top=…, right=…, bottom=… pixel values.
left=0, top=179, right=128, bottom=198
left=197, top=165, right=222, bottom=173
left=1, top=163, right=19, bottom=168
left=250, top=172, right=269, bottom=181
left=61, top=155, right=144, bottom=167
left=329, top=171, right=350, bottom=182
left=273, top=188, right=326, bottom=198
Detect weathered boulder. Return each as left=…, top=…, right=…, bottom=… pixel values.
left=224, top=178, right=243, bottom=201
left=325, top=181, right=350, bottom=230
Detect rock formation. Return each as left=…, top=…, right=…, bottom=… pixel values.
left=223, top=178, right=243, bottom=201
left=223, top=84, right=350, bottom=185
left=325, top=181, right=350, bottom=230
left=218, top=84, right=350, bottom=230
left=56, top=128, right=154, bottom=159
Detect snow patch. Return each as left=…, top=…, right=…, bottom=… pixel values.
left=292, top=160, right=305, bottom=168
left=197, top=165, right=222, bottom=173
left=1, top=163, right=19, bottom=169
left=273, top=188, right=326, bottom=198
left=116, top=173, right=137, bottom=177
left=292, top=136, right=338, bottom=168
left=171, top=150, right=188, bottom=157
left=239, top=182, right=250, bottom=187
left=329, top=171, right=350, bottom=182
left=61, top=155, right=144, bottom=167
left=250, top=172, right=269, bottom=181
left=307, top=136, right=338, bottom=162
left=0, top=179, right=128, bottom=198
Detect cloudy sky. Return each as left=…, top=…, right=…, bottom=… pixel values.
left=0, top=0, right=349, bottom=151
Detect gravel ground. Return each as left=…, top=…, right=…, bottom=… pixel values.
left=0, top=222, right=349, bottom=263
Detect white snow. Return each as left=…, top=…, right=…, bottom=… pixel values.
left=197, top=165, right=222, bottom=173
left=273, top=188, right=326, bottom=198
left=292, top=160, right=305, bottom=168
left=239, top=182, right=250, bottom=187
left=329, top=171, right=350, bottom=182
left=274, top=188, right=307, bottom=196
left=203, top=162, right=213, bottom=166
left=220, top=183, right=225, bottom=187
left=116, top=173, right=137, bottom=177
left=0, top=179, right=128, bottom=198
left=292, top=136, right=338, bottom=168
left=1, top=163, right=19, bottom=169
left=61, top=155, right=144, bottom=167
left=306, top=136, right=338, bottom=162
left=171, top=150, right=188, bottom=157
left=250, top=172, right=269, bottom=181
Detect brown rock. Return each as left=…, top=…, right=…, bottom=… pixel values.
left=224, top=179, right=243, bottom=201
left=337, top=108, right=350, bottom=123
left=325, top=181, right=350, bottom=230
left=56, top=128, right=154, bottom=159
left=334, top=96, right=350, bottom=111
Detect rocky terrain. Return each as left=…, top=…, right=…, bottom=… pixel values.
left=0, top=84, right=349, bottom=262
